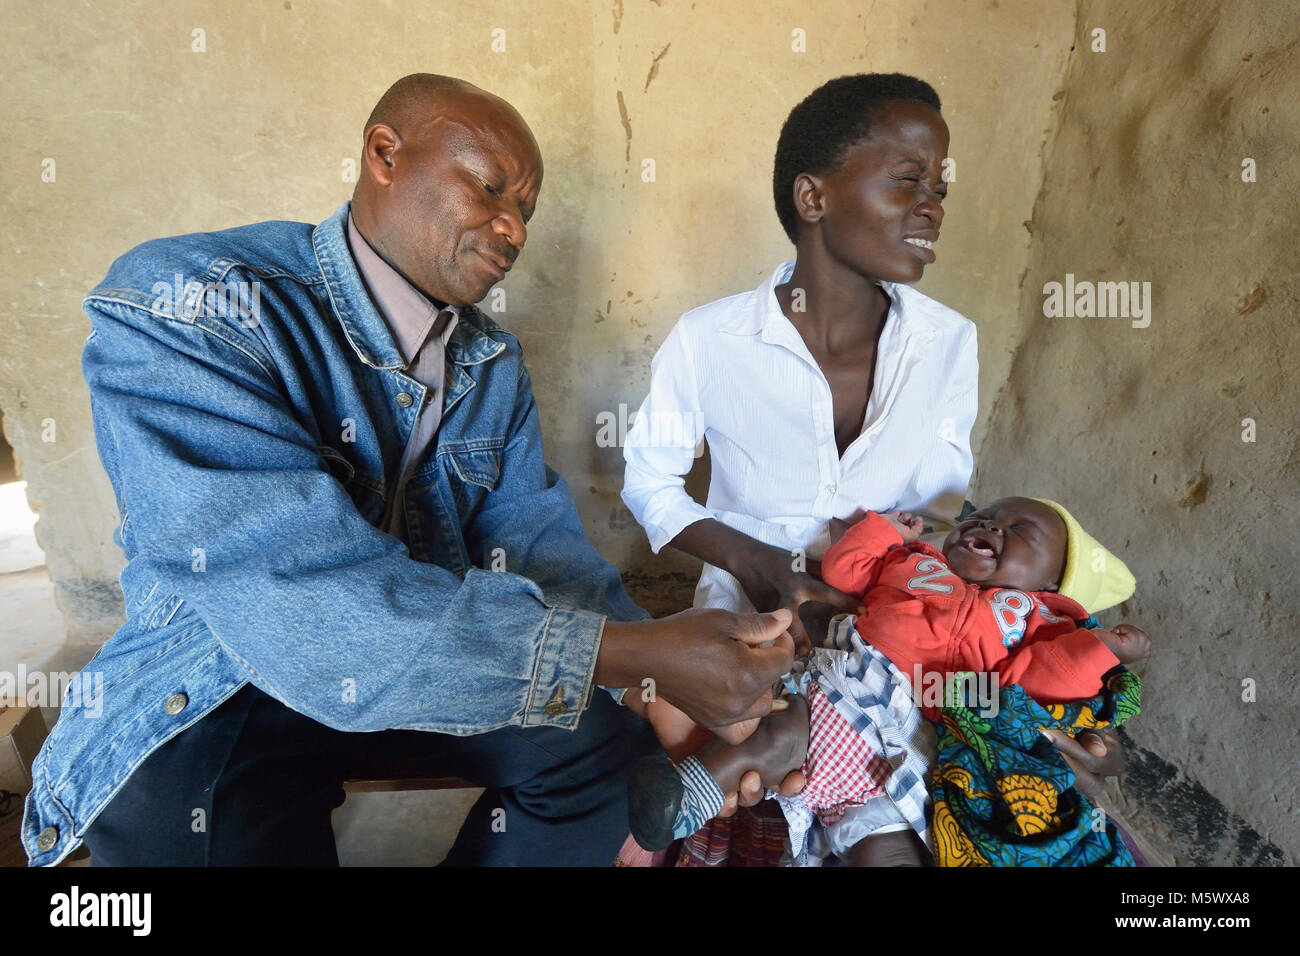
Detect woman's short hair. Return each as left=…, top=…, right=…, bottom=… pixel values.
left=773, top=73, right=942, bottom=243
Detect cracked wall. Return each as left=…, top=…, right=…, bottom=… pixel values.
left=976, top=0, right=1299, bottom=864
left=1, top=0, right=1073, bottom=649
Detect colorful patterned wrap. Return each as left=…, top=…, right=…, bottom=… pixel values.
left=929, top=667, right=1141, bottom=867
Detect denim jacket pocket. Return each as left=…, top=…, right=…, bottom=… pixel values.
left=318, top=444, right=385, bottom=525
left=436, top=441, right=504, bottom=536
left=443, top=443, right=503, bottom=490
left=317, top=444, right=356, bottom=483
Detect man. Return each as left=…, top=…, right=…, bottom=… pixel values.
left=22, top=74, right=795, bottom=866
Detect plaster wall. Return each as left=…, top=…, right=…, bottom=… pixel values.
left=12, top=1, right=1288, bottom=867
left=1, top=0, right=1072, bottom=649
left=976, top=0, right=1299, bottom=864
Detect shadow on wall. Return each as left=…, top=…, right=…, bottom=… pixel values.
left=0, top=412, right=17, bottom=485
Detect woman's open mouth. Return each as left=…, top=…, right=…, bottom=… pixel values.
left=904, top=236, right=936, bottom=263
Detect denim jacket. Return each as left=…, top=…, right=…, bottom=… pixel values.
left=23, top=202, right=645, bottom=866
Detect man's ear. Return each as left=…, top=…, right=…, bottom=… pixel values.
left=361, top=123, right=401, bottom=186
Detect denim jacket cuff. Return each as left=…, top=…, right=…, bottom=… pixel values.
left=523, top=605, right=606, bottom=729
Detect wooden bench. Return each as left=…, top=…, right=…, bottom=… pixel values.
left=342, top=776, right=475, bottom=794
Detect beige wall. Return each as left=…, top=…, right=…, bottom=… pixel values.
left=977, top=0, right=1299, bottom=864
left=7, top=0, right=1291, bottom=863
left=1, top=0, right=1072, bottom=639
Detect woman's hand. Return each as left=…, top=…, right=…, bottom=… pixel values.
left=1040, top=726, right=1124, bottom=802
left=716, top=768, right=807, bottom=818
left=668, top=519, right=859, bottom=655
left=729, top=542, right=859, bottom=655
left=1092, top=624, right=1152, bottom=665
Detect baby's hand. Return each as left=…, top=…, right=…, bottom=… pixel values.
left=882, top=509, right=924, bottom=543
left=1093, top=624, right=1151, bottom=665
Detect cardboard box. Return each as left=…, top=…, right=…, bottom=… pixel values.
left=0, top=705, right=49, bottom=867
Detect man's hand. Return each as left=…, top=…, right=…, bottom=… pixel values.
left=1091, top=624, right=1151, bottom=665
left=597, top=608, right=796, bottom=738
left=639, top=695, right=807, bottom=819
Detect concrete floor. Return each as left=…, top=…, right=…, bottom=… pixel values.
left=333, top=789, right=482, bottom=866
left=0, top=482, right=66, bottom=697
left=0, top=479, right=479, bottom=866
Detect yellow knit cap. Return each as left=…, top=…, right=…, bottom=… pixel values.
left=1031, top=498, right=1135, bottom=614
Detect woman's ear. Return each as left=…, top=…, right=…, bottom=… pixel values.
left=792, top=172, right=825, bottom=227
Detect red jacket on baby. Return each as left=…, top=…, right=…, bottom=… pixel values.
left=821, top=512, right=1121, bottom=715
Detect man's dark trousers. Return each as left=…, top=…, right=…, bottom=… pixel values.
left=82, top=681, right=661, bottom=865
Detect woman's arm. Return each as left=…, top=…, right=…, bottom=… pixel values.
left=668, top=519, right=857, bottom=653
left=620, top=320, right=713, bottom=553
left=622, top=319, right=856, bottom=650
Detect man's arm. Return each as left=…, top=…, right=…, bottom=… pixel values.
left=83, top=292, right=611, bottom=734
left=464, top=361, right=648, bottom=704
left=85, top=290, right=793, bottom=737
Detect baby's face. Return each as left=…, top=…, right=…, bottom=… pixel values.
left=941, top=497, right=1067, bottom=592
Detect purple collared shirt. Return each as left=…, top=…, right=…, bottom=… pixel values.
left=347, top=213, right=459, bottom=543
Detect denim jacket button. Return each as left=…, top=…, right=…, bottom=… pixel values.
left=395, top=392, right=414, bottom=408
left=37, top=826, right=59, bottom=852
left=164, top=692, right=189, bottom=715
left=543, top=686, right=567, bottom=716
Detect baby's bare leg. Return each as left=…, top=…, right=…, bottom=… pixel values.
left=845, top=829, right=928, bottom=867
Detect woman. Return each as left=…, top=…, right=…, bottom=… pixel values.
left=619, top=73, right=1125, bottom=866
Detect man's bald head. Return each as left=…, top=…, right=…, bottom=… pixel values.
left=363, top=73, right=479, bottom=133
left=350, top=74, right=543, bottom=308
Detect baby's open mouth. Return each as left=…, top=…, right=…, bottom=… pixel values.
left=958, top=530, right=999, bottom=559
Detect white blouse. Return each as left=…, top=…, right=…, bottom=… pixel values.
left=621, top=260, right=979, bottom=611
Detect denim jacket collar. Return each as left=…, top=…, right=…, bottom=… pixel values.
left=313, top=202, right=505, bottom=371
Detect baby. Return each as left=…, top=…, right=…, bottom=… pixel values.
left=628, top=496, right=1150, bottom=865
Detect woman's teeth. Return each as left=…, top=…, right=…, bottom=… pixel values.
left=904, top=238, right=933, bottom=249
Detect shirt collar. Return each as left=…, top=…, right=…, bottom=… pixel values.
left=311, top=202, right=504, bottom=369
left=347, top=212, right=459, bottom=367
left=719, top=260, right=935, bottom=352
